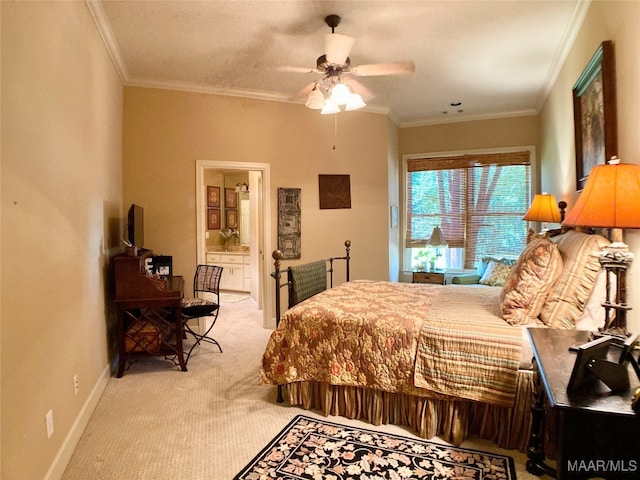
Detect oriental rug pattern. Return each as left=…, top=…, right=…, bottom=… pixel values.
left=234, top=415, right=516, bottom=480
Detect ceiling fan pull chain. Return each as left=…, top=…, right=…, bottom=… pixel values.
left=333, top=114, right=337, bottom=150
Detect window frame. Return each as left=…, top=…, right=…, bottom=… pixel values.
left=401, top=146, right=537, bottom=273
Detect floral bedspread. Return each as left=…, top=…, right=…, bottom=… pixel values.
left=260, top=280, right=522, bottom=407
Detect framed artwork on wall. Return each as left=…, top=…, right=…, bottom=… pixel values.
left=318, top=174, right=351, bottom=209
left=225, top=188, right=237, bottom=208
left=572, top=40, right=617, bottom=191
left=277, top=187, right=301, bottom=259
left=207, top=186, right=221, bottom=207
left=225, top=209, right=238, bottom=229
left=207, top=208, right=221, bottom=230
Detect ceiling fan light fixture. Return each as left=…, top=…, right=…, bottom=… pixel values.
left=305, top=87, right=325, bottom=109
left=345, top=93, right=366, bottom=111
left=324, top=33, right=355, bottom=65
left=320, top=99, right=340, bottom=115
left=329, top=82, right=351, bottom=105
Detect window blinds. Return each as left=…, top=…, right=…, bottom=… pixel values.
left=406, top=151, right=531, bottom=269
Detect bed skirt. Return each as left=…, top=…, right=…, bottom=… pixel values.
left=283, top=366, right=536, bottom=452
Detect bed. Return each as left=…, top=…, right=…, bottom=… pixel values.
left=260, top=229, right=611, bottom=451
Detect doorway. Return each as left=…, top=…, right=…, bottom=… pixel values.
left=196, top=160, right=272, bottom=327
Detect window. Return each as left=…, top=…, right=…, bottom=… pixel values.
left=405, top=151, right=531, bottom=270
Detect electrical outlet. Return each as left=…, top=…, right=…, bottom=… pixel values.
left=45, top=410, right=54, bottom=438
left=73, top=374, right=79, bottom=395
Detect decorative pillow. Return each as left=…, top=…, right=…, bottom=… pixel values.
left=181, top=297, right=219, bottom=317
left=540, top=230, right=610, bottom=329
left=500, top=236, right=563, bottom=325
left=479, top=260, right=513, bottom=286
left=451, top=274, right=481, bottom=285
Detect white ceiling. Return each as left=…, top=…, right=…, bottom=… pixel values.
left=90, top=0, right=587, bottom=126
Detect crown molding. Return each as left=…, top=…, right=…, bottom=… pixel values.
left=85, top=0, right=128, bottom=82
left=535, top=0, right=591, bottom=111
left=125, top=76, right=391, bottom=116
left=399, top=109, right=539, bottom=128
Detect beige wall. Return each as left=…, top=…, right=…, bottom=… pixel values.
left=540, top=0, right=640, bottom=332
left=123, top=87, right=392, bottom=290
left=1, top=2, right=123, bottom=479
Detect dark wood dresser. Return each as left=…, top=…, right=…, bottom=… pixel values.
left=526, top=328, right=640, bottom=479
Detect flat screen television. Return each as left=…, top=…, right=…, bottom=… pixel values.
left=127, top=204, right=144, bottom=248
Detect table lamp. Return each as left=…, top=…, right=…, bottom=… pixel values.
left=563, top=158, right=640, bottom=338
left=427, top=226, right=448, bottom=271
left=523, top=193, right=563, bottom=231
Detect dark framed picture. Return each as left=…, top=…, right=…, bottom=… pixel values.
left=318, top=174, right=351, bottom=209
left=225, top=188, right=237, bottom=208
left=207, top=208, right=221, bottom=230
left=572, top=40, right=617, bottom=191
left=207, top=186, right=220, bottom=207
left=225, top=208, right=238, bottom=229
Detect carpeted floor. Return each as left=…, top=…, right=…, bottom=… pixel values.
left=219, top=292, right=250, bottom=303
left=61, top=298, right=541, bottom=480
left=234, top=414, right=517, bottom=479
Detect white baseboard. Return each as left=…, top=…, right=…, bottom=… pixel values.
left=44, top=364, right=112, bottom=480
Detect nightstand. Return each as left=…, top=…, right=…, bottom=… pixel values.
left=526, top=328, right=640, bottom=479
left=412, top=271, right=445, bottom=285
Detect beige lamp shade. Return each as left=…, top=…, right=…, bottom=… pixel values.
left=563, top=162, right=640, bottom=229
left=523, top=193, right=561, bottom=223
left=428, top=226, right=448, bottom=247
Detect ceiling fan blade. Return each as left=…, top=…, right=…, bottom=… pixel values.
left=324, top=33, right=355, bottom=65
left=277, top=66, right=319, bottom=74
left=351, top=61, right=415, bottom=76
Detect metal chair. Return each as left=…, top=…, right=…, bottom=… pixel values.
left=181, top=265, right=223, bottom=363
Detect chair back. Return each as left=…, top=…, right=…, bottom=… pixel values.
left=193, top=265, right=223, bottom=297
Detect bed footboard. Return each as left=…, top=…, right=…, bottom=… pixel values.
left=270, top=240, right=351, bottom=403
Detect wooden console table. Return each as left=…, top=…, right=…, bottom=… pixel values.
left=526, top=328, right=640, bottom=479
left=114, top=251, right=186, bottom=377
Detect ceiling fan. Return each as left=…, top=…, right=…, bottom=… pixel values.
left=287, top=14, right=415, bottom=113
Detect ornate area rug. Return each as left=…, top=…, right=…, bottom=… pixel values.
left=234, top=415, right=516, bottom=480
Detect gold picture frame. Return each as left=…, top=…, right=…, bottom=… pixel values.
left=572, top=40, right=617, bottom=191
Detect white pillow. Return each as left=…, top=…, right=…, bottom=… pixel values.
left=479, top=260, right=512, bottom=286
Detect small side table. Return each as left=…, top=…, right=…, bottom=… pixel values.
left=412, top=271, right=445, bottom=285
left=526, top=328, right=640, bottom=479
